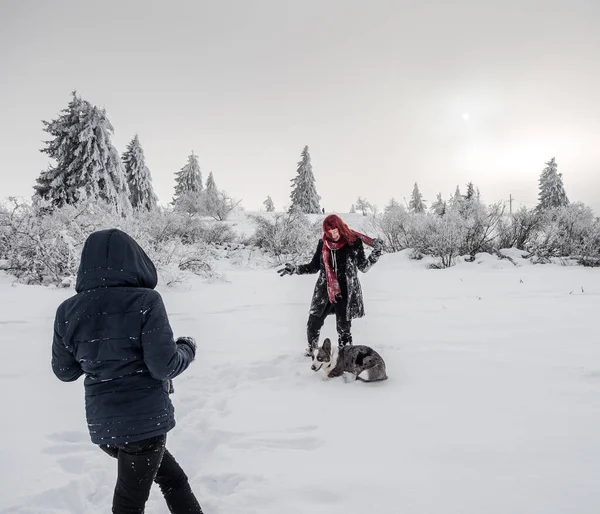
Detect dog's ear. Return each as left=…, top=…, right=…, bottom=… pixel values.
left=322, top=338, right=331, bottom=355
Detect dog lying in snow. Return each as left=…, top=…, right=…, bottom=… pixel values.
left=310, top=338, right=387, bottom=382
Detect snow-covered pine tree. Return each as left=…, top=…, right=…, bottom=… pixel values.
left=122, top=134, right=157, bottom=211
left=448, top=185, right=465, bottom=212
left=205, top=171, right=217, bottom=200
left=465, top=182, right=475, bottom=201
left=173, top=152, right=203, bottom=203
left=202, top=171, right=218, bottom=214
left=263, top=196, right=275, bottom=212
left=537, top=157, right=569, bottom=210
left=349, top=204, right=356, bottom=214
left=33, top=91, right=131, bottom=212
left=408, top=182, right=426, bottom=213
left=430, top=193, right=447, bottom=217
left=202, top=172, right=239, bottom=220
left=289, top=146, right=321, bottom=214
left=34, top=92, right=85, bottom=207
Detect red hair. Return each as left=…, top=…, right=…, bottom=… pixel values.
left=323, top=214, right=357, bottom=244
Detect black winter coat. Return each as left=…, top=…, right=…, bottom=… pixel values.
left=51, top=229, right=195, bottom=445
left=297, top=238, right=380, bottom=320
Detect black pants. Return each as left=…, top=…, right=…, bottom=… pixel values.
left=99, top=434, right=203, bottom=514
left=307, top=299, right=352, bottom=349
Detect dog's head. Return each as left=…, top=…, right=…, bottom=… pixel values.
left=310, top=338, right=333, bottom=372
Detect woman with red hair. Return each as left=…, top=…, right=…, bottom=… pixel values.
left=278, top=214, right=384, bottom=356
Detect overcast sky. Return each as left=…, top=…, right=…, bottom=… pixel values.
left=1, top=0, right=599, bottom=212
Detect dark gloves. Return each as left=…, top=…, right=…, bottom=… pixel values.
left=277, top=263, right=297, bottom=277
left=176, top=336, right=197, bottom=359
left=371, top=238, right=385, bottom=257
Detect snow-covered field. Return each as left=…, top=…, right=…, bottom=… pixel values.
left=1, top=250, right=599, bottom=514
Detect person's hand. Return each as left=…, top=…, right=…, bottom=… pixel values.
left=277, top=263, right=296, bottom=277
left=372, top=238, right=384, bottom=256
left=176, top=336, right=197, bottom=359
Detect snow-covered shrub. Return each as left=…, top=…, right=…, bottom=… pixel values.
left=527, top=203, right=599, bottom=262
left=107, top=208, right=218, bottom=284
left=248, top=210, right=321, bottom=263
left=417, top=211, right=468, bottom=268
left=172, top=191, right=202, bottom=216
left=575, top=220, right=600, bottom=266
left=0, top=198, right=104, bottom=284
left=0, top=198, right=221, bottom=286
left=0, top=200, right=13, bottom=259
left=460, top=201, right=505, bottom=256
left=370, top=200, right=520, bottom=266
left=527, top=203, right=597, bottom=262
left=370, top=206, right=412, bottom=252
left=495, top=207, right=544, bottom=251
left=198, top=221, right=237, bottom=245
left=174, top=190, right=240, bottom=221
left=403, top=213, right=434, bottom=255
left=203, top=190, right=241, bottom=221
left=369, top=209, right=466, bottom=267
left=554, top=203, right=598, bottom=257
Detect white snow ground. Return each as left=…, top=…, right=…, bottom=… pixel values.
left=1, top=251, right=599, bottom=514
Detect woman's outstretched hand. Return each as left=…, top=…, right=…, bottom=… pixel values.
left=277, top=263, right=296, bottom=276
left=371, top=238, right=385, bottom=256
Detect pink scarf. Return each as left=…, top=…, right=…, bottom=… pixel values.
left=322, top=232, right=374, bottom=303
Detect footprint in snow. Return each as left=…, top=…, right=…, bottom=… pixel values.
left=43, top=431, right=96, bottom=476
left=199, top=472, right=265, bottom=497
left=298, top=487, right=343, bottom=504
left=47, top=430, right=89, bottom=444
left=229, top=435, right=322, bottom=451
left=56, top=454, right=88, bottom=475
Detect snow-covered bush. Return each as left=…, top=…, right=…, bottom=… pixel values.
left=0, top=198, right=223, bottom=286
left=203, top=190, right=241, bottom=221
left=0, top=198, right=105, bottom=284
left=575, top=220, right=600, bottom=266
left=370, top=202, right=503, bottom=267
left=417, top=211, right=468, bottom=268
left=111, top=208, right=219, bottom=285
left=527, top=203, right=599, bottom=262
left=370, top=206, right=412, bottom=252
left=248, top=210, right=321, bottom=263
left=460, top=201, right=505, bottom=256
left=173, top=190, right=240, bottom=221
left=198, top=221, right=237, bottom=245
left=495, top=207, right=544, bottom=251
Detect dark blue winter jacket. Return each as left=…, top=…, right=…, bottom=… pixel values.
left=51, top=229, right=195, bottom=445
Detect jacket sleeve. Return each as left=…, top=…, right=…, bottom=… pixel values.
left=355, top=239, right=380, bottom=273
left=51, top=314, right=83, bottom=382
left=140, top=292, right=194, bottom=381
left=296, top=241, right=322, bottom=275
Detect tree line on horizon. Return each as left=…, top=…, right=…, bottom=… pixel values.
left=28, top=91, right=572, bottom=222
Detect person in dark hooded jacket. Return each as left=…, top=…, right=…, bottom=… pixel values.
left=51, top=229, right=203, bottom=514
left=278, top=214, right=383, bottom=356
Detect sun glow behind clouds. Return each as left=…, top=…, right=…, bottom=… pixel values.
left=460, top=125, right=586, bottom=185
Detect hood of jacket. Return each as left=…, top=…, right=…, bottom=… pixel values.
left=75, top=229, right=158, bottom=293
